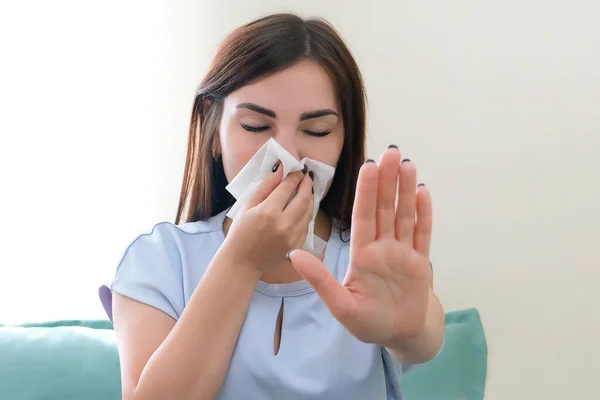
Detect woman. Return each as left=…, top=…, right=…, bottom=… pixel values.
left=100, top=12, right=445, bottom=400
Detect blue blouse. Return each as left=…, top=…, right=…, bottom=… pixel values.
left=99, top=208, right=424, bottom=399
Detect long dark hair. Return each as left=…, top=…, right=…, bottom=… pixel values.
left=175, top=13, right=366, bottom=234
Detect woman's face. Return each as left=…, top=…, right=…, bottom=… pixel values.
left=217, top=60, right=344, bottom=186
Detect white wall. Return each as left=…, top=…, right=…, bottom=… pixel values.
left=1, top=1, right=598, bottom=399
left=0, top=1, right=189, bottom=320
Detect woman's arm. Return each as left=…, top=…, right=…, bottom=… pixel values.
left=113, top=168, right=312, bottom=400
left=113, top=254, right=261, bottom=400
left=384, top=288, right=445, bottom=365
left=385, top=262, right=444, bottom=365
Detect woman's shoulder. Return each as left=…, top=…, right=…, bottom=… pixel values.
left=113, top=214, right=225, bottom=280
left=124, top=212, right=225, bottom=253
left=101, top=213, right=226, bottom=322
left=139, top=215, right=223, bottom=241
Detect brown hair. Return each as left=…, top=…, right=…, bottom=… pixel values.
left=175, top=13, right=366, bottom=234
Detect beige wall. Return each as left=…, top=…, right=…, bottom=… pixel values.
left=167, top=1, right=599, bottom=398
left=1, top=0, right=597, bottom=398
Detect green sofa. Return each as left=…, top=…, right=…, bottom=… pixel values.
left=0, top=308, right=487, bottom=400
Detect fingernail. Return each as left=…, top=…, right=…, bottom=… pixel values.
left=286, top=250, right=292, bottom=261
left=417, top=183, right=425, bottom=187
left=272, top=160, right=280, bottom=173
left=388, top=144, right=398, bottom=149
left=365, top=159, right=375, bottom=163
left=401, top=158, right=411, bottom=163
left=308, top=171, right=314, bottom=181
left=301, top=165, right=308, bottom=174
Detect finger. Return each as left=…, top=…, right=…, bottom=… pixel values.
left=264, top=170, right=306, bottom=210
left=291, top=196, right=316, bottom=249
left=351, top=160, right=378, bottom=247
left=245, top=160, right=283, bottom=209
left=283, top=172, right=313, bottom=222
left=288, top=250, right=355, bottom=323
left=413, top=183, right=432, bottom=257
left=376, top=146, right=402, bottom=238
left=395, top=159, right=418, bottom=242
left=286, top=176, right=314, bottom=249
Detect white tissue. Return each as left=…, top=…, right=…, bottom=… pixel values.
left=225, top=138, right=336, bottom=257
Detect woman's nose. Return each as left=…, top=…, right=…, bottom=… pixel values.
left=274, top=134, right=300, bottom=160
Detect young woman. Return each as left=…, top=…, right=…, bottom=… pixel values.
left=99, top=12, right=445, bottom=400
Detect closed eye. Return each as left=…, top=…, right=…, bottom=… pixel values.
left=304, top=129, right=331, bottom=137
left=241, top=123, right=269, bottom=133
left=241, top=123, right=330, bottom=137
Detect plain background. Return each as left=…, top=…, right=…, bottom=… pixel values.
left=1, top=1, right=598, bottom=399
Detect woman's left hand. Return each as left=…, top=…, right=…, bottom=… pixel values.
left=289, top=146, right=432, bottom=346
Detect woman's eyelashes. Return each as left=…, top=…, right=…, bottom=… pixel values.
left=241, top=123, right=269, bottom=132
left=304, top=129, right=331, bottom=137
left=240, top=123, right=331, bottom=137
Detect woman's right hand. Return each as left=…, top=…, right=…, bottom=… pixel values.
left=219, top=161, right=315, bottom=275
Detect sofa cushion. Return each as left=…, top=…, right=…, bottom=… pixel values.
left=401, top=308, right=488, bottom=399
left=0, top=308, right=486, bottom=400
left=0, top=322, right=120, bottom=400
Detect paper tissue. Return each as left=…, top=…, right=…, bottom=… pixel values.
left=225, top=138, right=336, bottom=257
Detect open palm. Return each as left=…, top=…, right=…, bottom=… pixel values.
left=289, top=147, right=432, bottom=346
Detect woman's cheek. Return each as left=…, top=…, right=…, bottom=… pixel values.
left=222, top=146, right=262, bottom=182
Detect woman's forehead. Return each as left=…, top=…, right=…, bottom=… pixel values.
left=223, top=60, right=339, bottom=116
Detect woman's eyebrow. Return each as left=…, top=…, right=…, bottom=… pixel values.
left=300, top=109, right=339, bottom=121
left=236, top=103, right=276, bottom=118
left=236, top=103, right=339, bottom=121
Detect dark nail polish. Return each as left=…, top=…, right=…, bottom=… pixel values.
left=417, top=183, right=425, bottom=187
left=401, top=158, right=411, bottom=163
left=286, top=250, right=292, bottom=261
left=308, top=171, right=314, bottom=181
left=388, top=144, right=398, bottom=149
left=365, top=159, right=375, bottom=163
left=301, top=165, right=308, bottom=174
left=272, top=160, right=280, bottom=173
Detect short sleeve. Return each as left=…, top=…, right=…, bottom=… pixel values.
left=99, top=222, right=185, bottom=323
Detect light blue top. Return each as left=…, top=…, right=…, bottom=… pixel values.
left=99, top=208, right=422, bottom=399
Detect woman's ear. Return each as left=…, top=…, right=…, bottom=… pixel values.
left=212, top=135, right=222, bottom=160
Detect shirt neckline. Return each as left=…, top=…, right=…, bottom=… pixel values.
left=208, top=208, right=342, bottom=297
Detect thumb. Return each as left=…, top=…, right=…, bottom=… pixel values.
left=288, top=250, right=354, bottom=322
